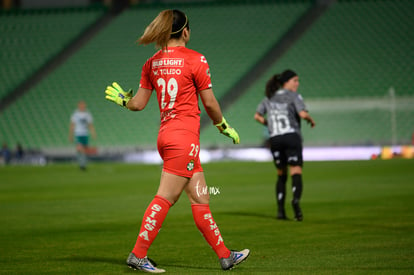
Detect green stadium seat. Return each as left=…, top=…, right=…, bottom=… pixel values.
left=1, top=1, right=413, bottom=150
left=0, top=1, right=311, bottom=150
left=0, top=7, right=105, bottom=100
left=220, top=0, right=414, bottom=147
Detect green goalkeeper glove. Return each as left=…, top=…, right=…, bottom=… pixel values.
left=105, top=82, right=133, bottom=108
left=215, top=117, right=240, bottom=144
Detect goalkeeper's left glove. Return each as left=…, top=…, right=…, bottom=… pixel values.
left=215, top=117, right=240, bottom=144
left=105, top=82, right=133, bottom=108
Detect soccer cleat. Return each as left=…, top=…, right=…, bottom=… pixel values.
left=292, top=199, right=303, bottom=221
left=219, top=249, right=250, bottom=270
left=126, top=253, right=165, bottom=273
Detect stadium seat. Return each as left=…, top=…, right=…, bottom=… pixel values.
left=0, top=7, right=106, bottom=100
left=1, top=1, right=413, bottom=150
left=217, top=0, right=414, bottom=147
left=0, top=1, right=310, bottom=150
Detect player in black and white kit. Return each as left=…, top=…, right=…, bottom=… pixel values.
left=254, top=70, right=315, bottom=221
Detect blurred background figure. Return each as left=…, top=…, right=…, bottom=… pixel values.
left=1, top=142, right=12, bottom=165
left=69, top=100, right=96, bottom=170
left=15, top=142, right=24, bottom=162
left=254, top=70, right=315, bottom=221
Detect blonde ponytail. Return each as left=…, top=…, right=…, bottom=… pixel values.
left=138, top=10, right=173, bottom=49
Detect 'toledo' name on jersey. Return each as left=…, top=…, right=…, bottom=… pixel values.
left=153, top=58, right=184, bottom=76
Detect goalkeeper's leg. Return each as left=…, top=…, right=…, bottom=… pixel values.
left=186, top=172, right=231, bottom=259
left=132, top=171, right=187, bottom=258
left=132, top=195, right=172, bottom=258
left=186, top=172, right=250, bottom=270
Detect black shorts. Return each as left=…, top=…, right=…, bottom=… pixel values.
left=269, top=133, right=303, bottom=168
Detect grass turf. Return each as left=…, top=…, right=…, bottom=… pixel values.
left=0, top=159, right=413, bottom=274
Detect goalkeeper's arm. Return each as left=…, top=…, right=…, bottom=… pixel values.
left=126, top=87, right=152, bottom=111
left=105, top=82, right=152, bottom=111
left=199, top=88, right=223, bottom=125
left=199, top=88, right=240, bottom=144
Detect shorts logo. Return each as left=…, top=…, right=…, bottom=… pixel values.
left=187, top=160, right=194, bottom=171
left=288, top=156, right=298, bottom=162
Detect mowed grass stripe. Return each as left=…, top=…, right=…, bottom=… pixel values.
left=0, top=159, right=413, bottom=274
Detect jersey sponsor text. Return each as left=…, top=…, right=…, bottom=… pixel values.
left=152, top=58, right=184, bottom=68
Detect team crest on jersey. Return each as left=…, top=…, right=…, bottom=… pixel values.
left=187, top=160, right=195, bottom=171
left=206, top=68, right=211, bottom=77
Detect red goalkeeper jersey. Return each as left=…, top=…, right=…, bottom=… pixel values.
left=140, top=46, right=212, bottom=134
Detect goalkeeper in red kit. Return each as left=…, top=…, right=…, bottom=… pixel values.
left=105, top=9, right=249, bottom=273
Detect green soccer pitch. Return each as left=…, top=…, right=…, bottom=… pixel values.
left=1, top=159, right=413, bottom=274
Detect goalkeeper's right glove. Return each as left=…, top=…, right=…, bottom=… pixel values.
left=215, top=117, right=240, bottom=144
left=105, top=82, right=133, bottom=108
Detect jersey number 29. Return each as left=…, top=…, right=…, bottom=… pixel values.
left=157, top=78, right=178, bottom=109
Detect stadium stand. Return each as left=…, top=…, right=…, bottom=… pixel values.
left=210, top=0, right=414, bottom=147
left=0, top=7, right=105, bottom=101
left=1, top=0, right=413, bottom=153
left=0, top=1, right=311, bottom=150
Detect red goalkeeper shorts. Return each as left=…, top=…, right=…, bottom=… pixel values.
left=157, top=127, right=203, bottom=178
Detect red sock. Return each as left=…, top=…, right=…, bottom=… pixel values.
left=191, top=204, right=230, bottom=259
left=132, top=195, right=171, bottom=258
